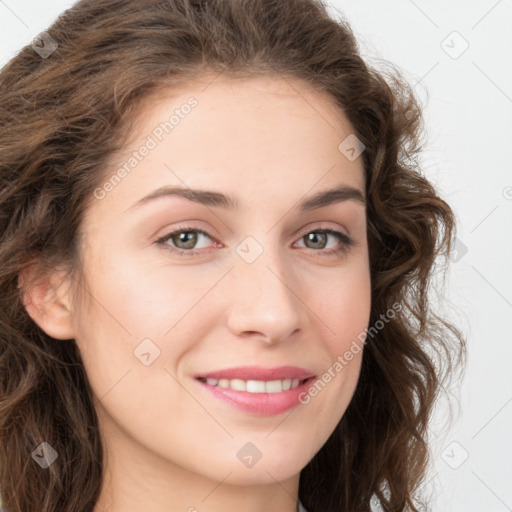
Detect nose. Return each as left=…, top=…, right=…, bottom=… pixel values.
left=225, top=246, right=304, bottom=346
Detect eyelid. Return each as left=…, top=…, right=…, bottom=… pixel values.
left=293, top=223, right=351, bottom=241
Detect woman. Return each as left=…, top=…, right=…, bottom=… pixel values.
left=0, top=0, right=466, bottom=511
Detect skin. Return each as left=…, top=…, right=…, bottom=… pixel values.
left=23, top=74, right=371, bottom=512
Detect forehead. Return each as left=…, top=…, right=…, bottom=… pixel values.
left=91, top=74, right=365, bottom=216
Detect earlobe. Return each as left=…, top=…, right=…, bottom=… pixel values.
left=19, top=264, right=76, bottom=340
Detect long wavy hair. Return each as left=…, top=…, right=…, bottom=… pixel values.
left=0, top=0, right=466, bottom=510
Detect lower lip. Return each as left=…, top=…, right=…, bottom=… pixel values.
left=195, top=378, right=316, bottom=415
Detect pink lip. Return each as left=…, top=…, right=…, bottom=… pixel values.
left=195, top=365, right=315, bottom=381
left=194, top=366, right=317, bottom=416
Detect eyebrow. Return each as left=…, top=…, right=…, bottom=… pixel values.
left=125, top=183, right=366, bottom=213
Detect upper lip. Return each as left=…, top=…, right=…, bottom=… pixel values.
left=196, top=365, right=316, bottom=381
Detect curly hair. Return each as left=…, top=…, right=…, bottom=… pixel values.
left=0, top=0, right=466, bottom=511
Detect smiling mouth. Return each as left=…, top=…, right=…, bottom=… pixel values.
left=196, top=376, right=312, bottom=393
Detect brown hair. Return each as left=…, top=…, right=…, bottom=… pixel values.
left=0, top=0, right=466, bottom=510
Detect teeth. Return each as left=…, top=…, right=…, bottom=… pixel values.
left=230, top=379, right=246, bottom=391
left=218, top=378, right=230, bottom=388
left=245, top=380, right=264, bottom=392
left=202, top=377, right=305, bottom=393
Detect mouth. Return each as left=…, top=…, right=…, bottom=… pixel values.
left=196, top=376, right=310, bottom=393
left=194, top=366, right=317, bottom=416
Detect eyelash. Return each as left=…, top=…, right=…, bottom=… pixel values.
left=154, top=225, right=354, bottom=258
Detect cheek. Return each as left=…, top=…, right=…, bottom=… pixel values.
left=72, top=248, right=223, bottom=393
left=302, top=260, right=370, bottom=410
left=312, top=258, right=372, bottom=357
left=289, top=261, right=370, bottom=458
left=79, top=245, right=215, bottom=340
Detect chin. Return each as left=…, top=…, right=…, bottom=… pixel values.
left=219, top=459, right=306, bottom=486
left=217, top=441, right=315, bottom=485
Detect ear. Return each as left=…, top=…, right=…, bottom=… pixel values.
left=18, top=263, right=76, bottom=340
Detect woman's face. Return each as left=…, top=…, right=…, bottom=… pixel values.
left=66, top=75, right=371, bottom=487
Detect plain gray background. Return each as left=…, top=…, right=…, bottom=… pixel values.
left=1, top=1, right=511, bottom=510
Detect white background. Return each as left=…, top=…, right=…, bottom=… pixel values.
left=1, top=1, right=511, bottom=511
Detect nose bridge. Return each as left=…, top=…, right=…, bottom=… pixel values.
left=225, top=234, right=303, bottom=342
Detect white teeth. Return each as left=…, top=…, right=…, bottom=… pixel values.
left=265, top=380, right=283, bottom=393
left=218, top=378, right=230, bottom=388
left=246, top=380, right=266, bottom=392
left=229, top=379, right=246, bottom=391
left=201, top=377, right=305, bottom=393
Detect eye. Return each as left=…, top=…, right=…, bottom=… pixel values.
left=294, top=228, right=353, bottom=256
left=155, top=226, right=217, bottom=255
